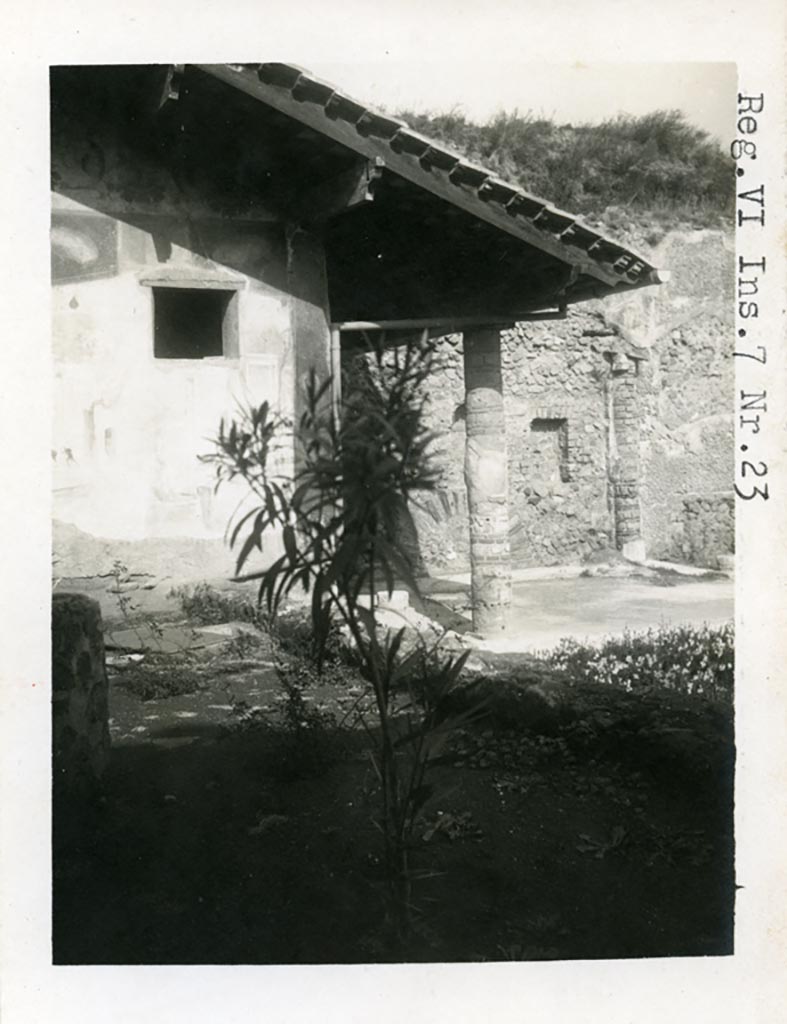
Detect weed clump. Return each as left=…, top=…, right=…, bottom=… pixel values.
left=115, top=654, right=205, bottom=702
left=170, top=582, right=262, bottom=626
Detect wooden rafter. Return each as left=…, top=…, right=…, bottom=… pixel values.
left=288, top=157, right=385, bottom=225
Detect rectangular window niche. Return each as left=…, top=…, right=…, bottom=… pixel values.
left=152, top=286, right=239, bottom=360
left=530, top=417, right=570, bottom=483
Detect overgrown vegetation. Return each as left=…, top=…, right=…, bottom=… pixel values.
left=65, top=605, right=734, bottom=962
left=397, top=107, right=734, bottom=233
left=66, top=568, right=735, bottom=962
left=544, top=623, right=734, bottom=703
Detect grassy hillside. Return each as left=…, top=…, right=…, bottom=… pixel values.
left=396, top=107, right=734, bottom=240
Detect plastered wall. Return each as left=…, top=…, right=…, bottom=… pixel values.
left=51, top=128, right=330, bottom=580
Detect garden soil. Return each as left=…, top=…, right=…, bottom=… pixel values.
left=53, top=628, right=734, bottom=963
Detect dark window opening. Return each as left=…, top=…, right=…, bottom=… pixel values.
left=153, top=287, right=233, bottom=359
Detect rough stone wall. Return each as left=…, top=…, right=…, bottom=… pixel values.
left=52, top=593, right=111, bottom=796
left=410, top=228, right=733, bottom=572
left=501, top=317, right=615, bottom=565
left=633, top=231, right=735, bottom=562
left=672, top=494, right=735, bottom=568
left=414, top=313, right=616, bottom=570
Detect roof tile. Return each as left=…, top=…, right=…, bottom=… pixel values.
left=257, top=63, right=305, bottom=89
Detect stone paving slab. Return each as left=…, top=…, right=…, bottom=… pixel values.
left=104, top=622, right=232, bottom=654
left=103, top=618, right=221, bottom=651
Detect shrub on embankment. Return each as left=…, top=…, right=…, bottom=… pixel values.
left=397, top=107, right=734, bottom=235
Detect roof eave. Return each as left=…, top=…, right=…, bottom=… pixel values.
left=193, top=63, right=664, bottom=298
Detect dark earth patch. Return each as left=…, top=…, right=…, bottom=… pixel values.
left=53, top=629, right=734, bottom=964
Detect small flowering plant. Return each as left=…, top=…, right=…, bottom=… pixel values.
left=545, top=623, right=733, bottom=703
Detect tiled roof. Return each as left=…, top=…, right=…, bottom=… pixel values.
left=197, top=63, right=665, bottom=296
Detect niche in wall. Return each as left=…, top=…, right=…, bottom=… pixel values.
left=529, top=417, right=570, bottom=483
left=152, top=286, right=237, bottom=359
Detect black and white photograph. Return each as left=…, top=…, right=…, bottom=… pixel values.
left=49, top=60, right=737, bottom=965
left=1, top=2, right=786, bottom=1022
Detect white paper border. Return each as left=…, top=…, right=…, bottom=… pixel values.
left=2, top=2, right=785, bottom=1022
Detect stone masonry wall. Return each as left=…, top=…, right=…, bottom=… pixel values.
left=408, top=228, right=734, bottom=573
left=672, top=493, right=735, bottom=568
left=634, top=231, right=735, bottom=562
left=52, top=593, right=111, bottom=797
left=414, top=312, right=616, bottom=570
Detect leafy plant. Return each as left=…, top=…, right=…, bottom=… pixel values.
left=108, top=560, right=205, bottom=700
left=110, top=560, right=151, bottom=626
left=274, top=656, right=339, bottom=734
left=544, top=623, right=733, bottom=702
left=224, top=654, right=344, bottom=777
left=203, top=335, right=483, bottom=947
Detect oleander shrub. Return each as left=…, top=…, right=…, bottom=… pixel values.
left=203, top=335, right=483, bottom=950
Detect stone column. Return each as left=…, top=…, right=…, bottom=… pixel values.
left=462, top=328, right=512, bottom=636
left=609, top=355, right=645, bottom=560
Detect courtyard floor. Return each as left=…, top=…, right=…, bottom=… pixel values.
left=419, top=568, right=733, bottom=651
left=508, top=575, right=733, bottom=650
left=60, top=560, right=734, bottom=654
